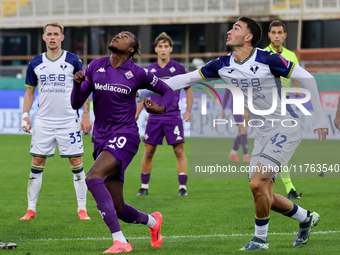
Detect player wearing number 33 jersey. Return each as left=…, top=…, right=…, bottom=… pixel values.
left=20, top=23, right=92, bottom=221
left=26, top=50, right=83, bottom=127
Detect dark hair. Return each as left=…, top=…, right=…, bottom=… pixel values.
left=155, top=32, right=173, bottom=47
left=124, top=31, right=141, bottom=60
left=268, top=20, right=287, bottom=33
left=237, top=16, right=262, bottom=47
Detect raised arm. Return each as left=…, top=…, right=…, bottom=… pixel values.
left=71, top=70, right=92, bottom=110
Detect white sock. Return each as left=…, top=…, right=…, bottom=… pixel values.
left=230, top=149, right=237, bottom=154
left=112, top=231, right=128, bottom=243
left=291, top=205, right=308, bottom=223
left=27, top=166, right=44, bottom=212
left=179, top=185, right=187, bottom=190
left=146, top=214, right=156, bottom=228
left=141, top=183, right=149, bottom=189
left=71, top=166, right=87, bottom=212
left=254, top=223, right=269, bottom=241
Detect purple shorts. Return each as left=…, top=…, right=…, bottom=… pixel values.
left=233, top=114, right=244, bottom=123
left=143, top=119, right=185, bottom=145
left=93, top=133, right=140, bottom=182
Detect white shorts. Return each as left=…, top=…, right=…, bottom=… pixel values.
left=30, top=126, right=84, bottom=158
left=249, top=124, right=303, bottom=180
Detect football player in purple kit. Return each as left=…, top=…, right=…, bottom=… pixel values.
left=135, top=32, right=193, bottom=197
left=71, top=31, right=175, bottom=254
left=221, top=88, right=250, bottom=162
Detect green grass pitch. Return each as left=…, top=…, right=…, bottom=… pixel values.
left=1, top=134, right=339, bottom=254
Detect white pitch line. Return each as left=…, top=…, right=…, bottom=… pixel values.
left=14, top=230, right=340, bottom=242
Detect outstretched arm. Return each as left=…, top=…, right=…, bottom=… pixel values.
left=290, top=65, right=328, bottom=141
left=137, top=70, right=203, bottom=102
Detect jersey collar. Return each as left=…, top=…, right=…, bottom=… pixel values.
left=234, top=48, right=256, bottom=65
left=45, top=50, right=65, bottom=62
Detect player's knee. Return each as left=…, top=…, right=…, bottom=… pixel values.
left=32, top=157, right=46, bottom=166
left=173, top=144, right=185, bottom=158
left=69, top=156, right=82, bottom=167
left=114, top=202, right=124, bottom=213
left=249, top=179, right=266, bottom=194
left=144, top=147, right=156, bottom=158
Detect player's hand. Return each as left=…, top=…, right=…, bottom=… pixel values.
left=334, top=116, right=340, bottom=130
left=143, top=98, right=165, bottom=114
left=80, top=113, right=92, bottom=135
left=21, top=112, right=32, bottom=133
left=183, top=111, right=191, bottom=122
left=314, top=128, right=328, bottom=142
left=73, top=71, right=88, bottom=84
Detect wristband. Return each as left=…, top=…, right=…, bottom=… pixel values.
left=22, top=112, right=29, bottom=119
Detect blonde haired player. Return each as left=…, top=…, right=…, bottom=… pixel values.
left=20, top=23, right=92, bottom=221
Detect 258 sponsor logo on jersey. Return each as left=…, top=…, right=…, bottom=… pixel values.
left=40, top=74, right=66, bottom=86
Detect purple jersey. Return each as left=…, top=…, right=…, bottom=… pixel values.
left=146, top=59, right=187, bottom=120
left=71, top=57, right=174, bottom=144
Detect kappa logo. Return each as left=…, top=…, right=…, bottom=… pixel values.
left=97, top=67, right=106, bottom=72
left=60, top=64, right=67, bottom=70
left=125, top=70, right=134, bottom=79
left=150, top=75, right=158, bottom=86
left=250, top=65, right=259, bottom=74
left=169, top=66, right=176, bottom=73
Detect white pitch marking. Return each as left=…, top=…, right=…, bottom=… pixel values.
left=14, top=230, right=340, bottom=242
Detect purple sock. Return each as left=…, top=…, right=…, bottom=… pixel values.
left=141, top=173, right=151, bottom=184
left=241, top=134, right=248, bottom=155
left=233, top=135, right=241, bottom=151
left=178, top=174, right=188, bottom=186
left=117, top=204, right=148, bottom=224
left=86, top=178, right=121, bottom=233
